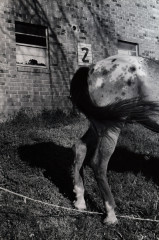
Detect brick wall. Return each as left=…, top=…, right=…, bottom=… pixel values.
left=108, top=0, right=159, bottom=59
left=0, top=0, right=159, bottom=118
left=0, top=0, right=16, bottom=117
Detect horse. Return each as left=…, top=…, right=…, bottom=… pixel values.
left=70, top=54, right=159, bottom=225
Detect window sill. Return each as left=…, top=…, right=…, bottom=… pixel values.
left=17, top=64, right=50, bottom=74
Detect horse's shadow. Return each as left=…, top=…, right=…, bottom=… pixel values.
left=110, top=147, right=159, bottom=185
left=18, top=142, right=159, bottom=202
left=18, top=142, right=75, bottom=200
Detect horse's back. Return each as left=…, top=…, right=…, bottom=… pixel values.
left=88, top=55, right=159, bottom=107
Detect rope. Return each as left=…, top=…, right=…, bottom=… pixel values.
left=0, top=186, right=159, bottom=223
left=0, top=187, right=102, bottom=215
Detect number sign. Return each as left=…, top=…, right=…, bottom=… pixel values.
left=78, top=43, right=92, bottom=66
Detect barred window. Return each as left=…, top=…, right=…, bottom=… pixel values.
left=15, top=22, right=48, bottom=67
left=118, top=40, right=138, bottom=56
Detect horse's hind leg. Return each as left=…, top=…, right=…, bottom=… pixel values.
left=90, top=128, right=121, bottom=224
left=73, top=127, right=97, bottom=210
left=73, top=138, right=87, bottom=210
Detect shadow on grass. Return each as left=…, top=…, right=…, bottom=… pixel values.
left=18, top=143, right=159, bottom=203
left=18, top=142, right=75, bottom=201
left=110, top=147, right=159, bottom=185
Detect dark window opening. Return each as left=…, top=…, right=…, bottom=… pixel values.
left=15, top=21, right=48, bottom=67
left=118, top=40, right=139, bottom=56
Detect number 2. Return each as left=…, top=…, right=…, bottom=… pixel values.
left=81, top=47, right=89, bottom=63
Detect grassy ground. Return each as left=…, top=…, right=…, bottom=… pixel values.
left=0, top=109, right=159, bottom=240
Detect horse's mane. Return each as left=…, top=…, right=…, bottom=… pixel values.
left=70, top=67, right=159, bottom=133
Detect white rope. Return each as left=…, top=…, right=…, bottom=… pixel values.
left=117, top=215, right=159, bottom=223
left=0, top=187, right=102, bottom=215
left=0, top=186, right=159, bottom=223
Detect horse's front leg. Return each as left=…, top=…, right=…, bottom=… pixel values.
left=91, top=128, right=121, bottom=225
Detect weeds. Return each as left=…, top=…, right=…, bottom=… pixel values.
left=0, top=109, right=159, bottom=239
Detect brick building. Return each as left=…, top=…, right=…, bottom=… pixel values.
left=0, top=0, right=159, bottom=118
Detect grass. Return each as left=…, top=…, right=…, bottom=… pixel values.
left=0, top=109, right=159, bottom=239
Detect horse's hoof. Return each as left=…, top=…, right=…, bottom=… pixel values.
left=103, top=215, right=118, bottom=225
left=74, top=200, right=86, bottom=210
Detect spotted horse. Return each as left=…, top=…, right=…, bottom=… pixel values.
left=70, top=55, right=159, bottom=225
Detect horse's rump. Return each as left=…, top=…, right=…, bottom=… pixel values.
left=70, top=62, right=159, bottom=132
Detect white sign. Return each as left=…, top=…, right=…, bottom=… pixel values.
left=78, top=43, right=92, bottom=66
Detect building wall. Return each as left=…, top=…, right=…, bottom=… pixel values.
left=0, top=0, right=17, bottom=117
left=109, top=0, right=159, bottom=59
left=0, top=0, right=159, bottom=117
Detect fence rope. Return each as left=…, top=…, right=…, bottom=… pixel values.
left=0, top=186, right=159, bottom=223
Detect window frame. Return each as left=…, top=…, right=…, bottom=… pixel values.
left=15, top=21, right=49, bottom=68
left=117, top=40, right=139, bottom=56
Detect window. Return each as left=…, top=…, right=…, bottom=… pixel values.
left=15, top=22, right=48, bottom=67
left=118, top=40, right=138, bottom=56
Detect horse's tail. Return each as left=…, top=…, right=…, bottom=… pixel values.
left=70, top=67, right=159, bottom=133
